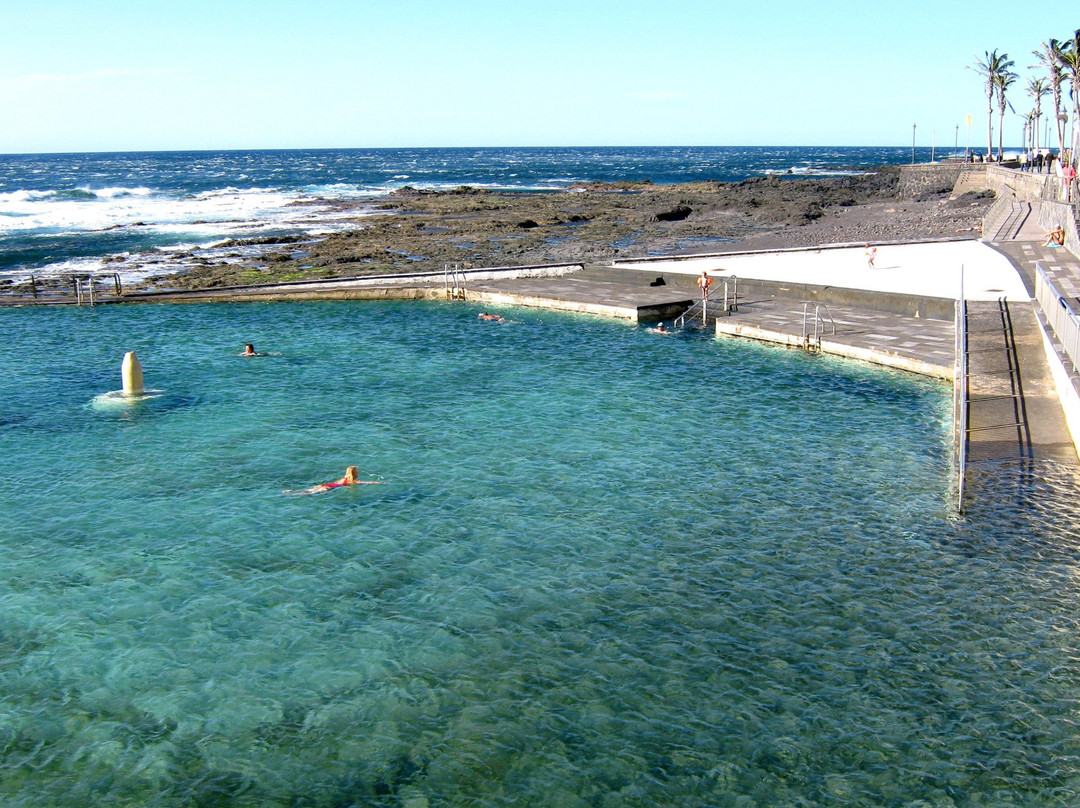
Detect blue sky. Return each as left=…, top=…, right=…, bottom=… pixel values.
left=0, top=0, right=1070, bottom=153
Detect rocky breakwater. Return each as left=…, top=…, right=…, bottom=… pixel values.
left=134, top=166, right=993, bottom=291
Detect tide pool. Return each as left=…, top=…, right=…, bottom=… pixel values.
left=2, top=300, right=1080, bottom=806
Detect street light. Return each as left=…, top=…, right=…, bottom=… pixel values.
left=912, top=123, right=916, bottom=164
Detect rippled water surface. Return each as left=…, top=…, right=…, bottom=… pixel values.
left=3, top=301, right=1080, bottom=807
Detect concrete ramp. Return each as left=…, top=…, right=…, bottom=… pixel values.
left=964, top=299, right=1076, bottom=463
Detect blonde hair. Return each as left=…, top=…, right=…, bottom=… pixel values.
left=344, top=466, right=359, bottom=482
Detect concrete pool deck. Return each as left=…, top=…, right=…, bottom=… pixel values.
left=463, top=240, right=1025, bottom=380
left=613, top=239, right=1030, bottom=303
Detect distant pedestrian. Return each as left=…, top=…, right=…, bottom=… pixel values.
left=865, top=244, right=877, bottom=269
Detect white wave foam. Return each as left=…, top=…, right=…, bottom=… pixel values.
left=0, top=185, right=367, bottom=237
left=763, top=166, right=871, bottom=178
left=93, top=186, right=152, bottom=198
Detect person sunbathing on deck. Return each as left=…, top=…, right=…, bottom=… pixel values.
left=1045, top=227, right=1065, bottom=247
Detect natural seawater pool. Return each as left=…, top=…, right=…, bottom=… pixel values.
left=3, top=299, right=1080, bottom=806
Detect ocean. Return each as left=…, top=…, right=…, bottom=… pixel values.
left=0, top=146, right=935, bottom=285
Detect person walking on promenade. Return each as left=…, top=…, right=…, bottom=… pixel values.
left=865, top=244, right=877, bottom=269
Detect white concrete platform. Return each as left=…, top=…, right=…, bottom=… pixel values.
left=615, top=241, right=1029, bottom=302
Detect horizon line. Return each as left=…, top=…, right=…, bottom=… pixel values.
left=0, top=144, right=1025, bottom=158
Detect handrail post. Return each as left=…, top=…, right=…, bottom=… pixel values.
left=955, top=264, right=967, bottom=514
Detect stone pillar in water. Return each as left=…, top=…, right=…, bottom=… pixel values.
left=122, top=352, right=144, bottom=396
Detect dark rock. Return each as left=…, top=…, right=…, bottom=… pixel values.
left=654, top=205, right=692, bottom=222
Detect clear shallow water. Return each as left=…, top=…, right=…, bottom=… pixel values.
left=3, top=301, right=1080, bottom=806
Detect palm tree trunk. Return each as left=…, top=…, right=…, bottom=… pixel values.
left=997, top=108, right=1005, bottom=161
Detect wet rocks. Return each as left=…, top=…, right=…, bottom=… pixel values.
left=654, top=205, right=692, bottom=222
left=138, top=165, right=993, bottom=291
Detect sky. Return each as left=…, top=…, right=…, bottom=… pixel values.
left=0, top=0, right=1073, bottom=154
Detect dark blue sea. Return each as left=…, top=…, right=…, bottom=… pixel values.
left=0, top=146, right=930, bottom=283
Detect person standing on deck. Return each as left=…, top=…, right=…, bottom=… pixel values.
left=697, top=271, right=712, bottom=300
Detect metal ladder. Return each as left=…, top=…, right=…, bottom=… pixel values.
left=801, top=303, right=836, bottom=351
left=675, top=276, right=738, bottom=329
left=444, top=263, right=466, bottom=300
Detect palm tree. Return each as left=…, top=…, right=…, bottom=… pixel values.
left=1027, top=77, right=1050, bottom=153
left=1058, top=30, right=1080, bottom=168
left=1034, top=40, right=1067, bottom=157
left=995, top=69, right=1018, bottom=161
left=972, top=50, right=1014, bottom=159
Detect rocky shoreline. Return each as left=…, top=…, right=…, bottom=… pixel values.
left=131, top=165, right=993, bottom=290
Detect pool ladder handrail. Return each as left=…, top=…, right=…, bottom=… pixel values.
left=675, top=276, right=737, bottom=329
left=444, top=263, right=466, bottom=300
left=802, top=302, right=836, bottom=351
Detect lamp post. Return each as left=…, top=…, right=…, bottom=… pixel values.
left=912, top=123, right=916, bottom=164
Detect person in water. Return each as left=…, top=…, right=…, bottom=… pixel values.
left=241, top=343, right=260, bottom=356
left=478, top=312, right=505, bottom=322
left=656, top=322, right=668, bottom=333
left=297, top=466, right=382, bottom=495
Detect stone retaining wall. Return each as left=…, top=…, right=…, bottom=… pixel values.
left=985, top=165, right=1059, bottom=201
left=898, top=164, right=963, bottom=200
left=1037, top=201, right=1080, bottom=256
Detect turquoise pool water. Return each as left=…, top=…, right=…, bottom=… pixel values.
left=3, top=300, right=1080, bottom=806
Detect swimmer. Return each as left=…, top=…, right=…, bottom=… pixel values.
left=290, top=466, right=383, bottom=495
left=240, top=343, right=261, bottom=357
left=478, top=312, right=506, bottom=323
left=649, top=321, right=670, bottom=334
